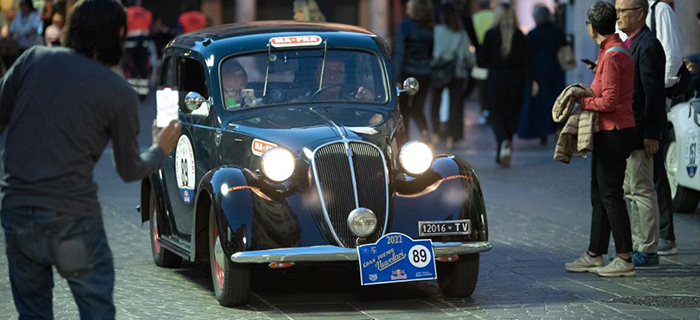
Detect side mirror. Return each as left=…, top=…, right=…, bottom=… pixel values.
left=184, top=92, right=206, bottom=112
left=397, top=77, right=419, bottom=96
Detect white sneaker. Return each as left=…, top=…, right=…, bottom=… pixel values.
left=658, top=239, right=678, bottom=256
left=498, top=140, right=512, bottom=167
left=565, top=252, right=603, bottom=273
left=595, top=256, right=635, bottom=277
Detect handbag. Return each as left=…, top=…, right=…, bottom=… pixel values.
left=557, top=43, right=576, bottom=70
left=431, top=59, right=456, bottom=88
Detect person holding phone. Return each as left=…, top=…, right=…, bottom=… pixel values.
left=564, top=1, right=637, bottom=277
left=0, top=0, right=181, bottom=318
left=221, top=61, right=249, bottom=109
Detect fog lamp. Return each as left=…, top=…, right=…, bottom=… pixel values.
left=347, top=208, right=377, bottom=238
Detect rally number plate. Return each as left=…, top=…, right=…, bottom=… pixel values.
left=418, top=219, right=471, bottom=237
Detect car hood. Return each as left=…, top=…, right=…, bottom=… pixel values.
left=227, top=106, right=391, bottom=153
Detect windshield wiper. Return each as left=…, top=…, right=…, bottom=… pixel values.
left=262, top=42, right=272, bottom=98
left=317, top=39, right=328, bottom=92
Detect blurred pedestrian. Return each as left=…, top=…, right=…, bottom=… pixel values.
left=564, top=1, right=636, bottom=277
left=8, top=0, right=43, bottom=65
left=473, top=0, right=494, bottom=125
left=44, top=12, right=63, bottom=47
left=645, top=0, right=683, bottom=256
left=479, top=2, right=529, bottom=167
left=293, top=0, right=326, bottom=22
left=0, top=0, right=181, bottom=318
left=177, top=0, right=207, bottom=35
left=394, top=0, right=433, bottom=140
left=124, top=0, right=153, bottom=98
left=517, top=5, right=565, bottom=145
left=429, top=2, right=470, bottom=149
left=617, top=0, right=666, bottom=270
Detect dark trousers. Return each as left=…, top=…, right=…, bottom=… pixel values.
left=399, top=74, right=431, bottom=138
left=1, top=207, right=116, bottom=320
left=486, top=70, right=523, bottom=156
left=654, top=131, right=675, bottom=241
left=124, top=36, right=151, bottom=80
left=429, top=78, right=466, bottom=141
left=589, top=129, right=635, bottom=254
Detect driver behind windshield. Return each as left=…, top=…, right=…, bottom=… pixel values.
left=222, top=61, right=248, bottom=109
left=313, top=58, right=373, bottom=102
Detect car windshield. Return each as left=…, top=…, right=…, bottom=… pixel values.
left=219, top=49, right=388, bottom=111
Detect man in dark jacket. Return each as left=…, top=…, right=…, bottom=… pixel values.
left=616, top=0, right=666, bottom=269
left=0, top=0, right=181, bottom=318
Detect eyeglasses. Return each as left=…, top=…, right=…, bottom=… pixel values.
left=615, top=7, right=641, bottom=15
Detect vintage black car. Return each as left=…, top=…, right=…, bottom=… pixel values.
left=141, top=21, right=491, bottom=306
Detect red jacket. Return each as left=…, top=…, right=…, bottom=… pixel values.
left=126, top=6, right=152, bottom=37
left=178, top=11, right=207, bottom=34
left=581, top=34, right=636, bottom=131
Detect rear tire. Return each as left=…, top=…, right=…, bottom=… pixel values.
left=437, top=253, right=479, bottom=298
left=149, top=191, right=182, bottom=268
left=209, top=206, right=251, bottom=307
left=665, top=128, right=700, bottom=213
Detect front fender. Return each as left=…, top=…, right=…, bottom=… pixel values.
left=390, top=155, right=488, bottom=242
left=198, top=167, right=257, bottom=254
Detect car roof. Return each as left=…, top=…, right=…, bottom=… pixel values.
left=168, top=21, right=388, bottom=57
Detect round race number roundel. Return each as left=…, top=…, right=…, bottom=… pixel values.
left=175, top=135, right=196, bottom=204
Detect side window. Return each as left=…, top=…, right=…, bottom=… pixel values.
left=159, top=56, right=177, bottom=87
left=179, top=58, right=208, bottom=98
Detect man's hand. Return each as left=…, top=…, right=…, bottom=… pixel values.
left=644, top=139, right=660, bottom=156
left=531, top=80, right=539, bottom=96
left=685, top=58, right=698, bottom=75
left=356, top=86, right=373, bottom=102
left=152, top=120, right=182, bottom=154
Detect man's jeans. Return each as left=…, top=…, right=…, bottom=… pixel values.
left=1, top=207, right=115, bottom=320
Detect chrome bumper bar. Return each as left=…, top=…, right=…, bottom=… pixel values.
left=230, top=241, right=492, bottom=263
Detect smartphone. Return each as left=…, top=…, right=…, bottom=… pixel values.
left=156, top=88, right=179, bottom=128
left=581, top=59, right=596, bottom=69
left=241, top=88, right=257, bottom=107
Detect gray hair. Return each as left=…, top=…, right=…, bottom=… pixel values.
left=621, top=0, right=649, bottom=17
left=533, top=5, right=551, bottom=26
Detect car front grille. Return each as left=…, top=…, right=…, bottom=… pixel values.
left=312, top=141, right=388, bottom=248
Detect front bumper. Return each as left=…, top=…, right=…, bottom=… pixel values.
left=230, top=241, right=492, bottom=263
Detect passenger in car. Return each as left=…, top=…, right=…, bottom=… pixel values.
left=221, top=61, right=249, bottom=109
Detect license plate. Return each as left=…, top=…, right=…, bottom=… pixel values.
left=418, top=220, right=471, bottom=237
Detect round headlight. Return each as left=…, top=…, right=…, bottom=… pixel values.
left=347, top=208, right=377, bottom=238
left=261, top=148, right=295, bottom=182
left=400, top=141, right=433, bottom=175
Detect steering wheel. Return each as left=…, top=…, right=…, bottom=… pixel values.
left=311, top=84, right=344, bottom=100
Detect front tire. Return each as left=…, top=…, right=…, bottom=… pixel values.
left=209, top=206, right=251, bottom=307
left=437, top=254, right=479, bottom=298
left=149, top=191, right=182, bottom=268
left=665, top=129, right=700, bottom=213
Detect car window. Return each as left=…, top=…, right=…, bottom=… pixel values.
left=159, top=56, right=177, bottom=87
left=219, top=49, right=388, bottom=111
left=179, top=57, right=208, bottom=98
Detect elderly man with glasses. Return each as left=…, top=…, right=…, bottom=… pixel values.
left=616, top=0, right=667, bottom=270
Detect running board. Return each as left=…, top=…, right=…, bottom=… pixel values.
left=158, top=236, right=191, bottom=260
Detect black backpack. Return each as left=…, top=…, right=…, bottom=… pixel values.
left=650, top=0, right=690, bottom=98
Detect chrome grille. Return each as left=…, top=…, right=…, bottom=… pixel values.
left=313, top=141, right=388, bottom=247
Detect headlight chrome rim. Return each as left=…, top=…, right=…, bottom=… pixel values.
left=347, top=208, right=377, bottom=238
left=399, top=141, right=433, bottom=175
left=261, top=147, right=295, bottom=182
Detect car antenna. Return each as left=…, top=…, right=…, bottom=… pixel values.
left=263, top=42, right=272, bottom=97
left=317, top=39, right=328, bottom=93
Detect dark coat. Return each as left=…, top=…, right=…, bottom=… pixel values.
left=518, top=23, right=566, bottom=139
left=628, top=26, right=667, bottom=148
left=393, top=17, right=433, bottom=82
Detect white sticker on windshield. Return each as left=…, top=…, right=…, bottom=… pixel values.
left=270, top=35, right=322, bottom=48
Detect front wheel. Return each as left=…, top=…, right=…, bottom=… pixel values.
left=437, top=254, right=479, bottom=298
left=209, top=206, right=251, bottom=307
left=665, top=129, right=700, bottom=213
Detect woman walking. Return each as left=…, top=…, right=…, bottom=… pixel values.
left=478, top=2, right=529, bottom=167
left=394, top=0, right=433, bottom=140
left=518, top=5, right=565, bottom=145
left=429, top=3, right=470, bottom=149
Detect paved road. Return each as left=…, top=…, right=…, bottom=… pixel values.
left=0, top=95, right=698, bottom=320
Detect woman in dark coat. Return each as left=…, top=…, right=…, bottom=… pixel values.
left=394, top=0, right=434, bottom=140
left=478, top=2, right=530, bottom=167
left=517, top=5, right=565, bottom=145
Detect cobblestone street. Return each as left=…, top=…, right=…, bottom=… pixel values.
left=0, top=97, right=698, bottom=320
